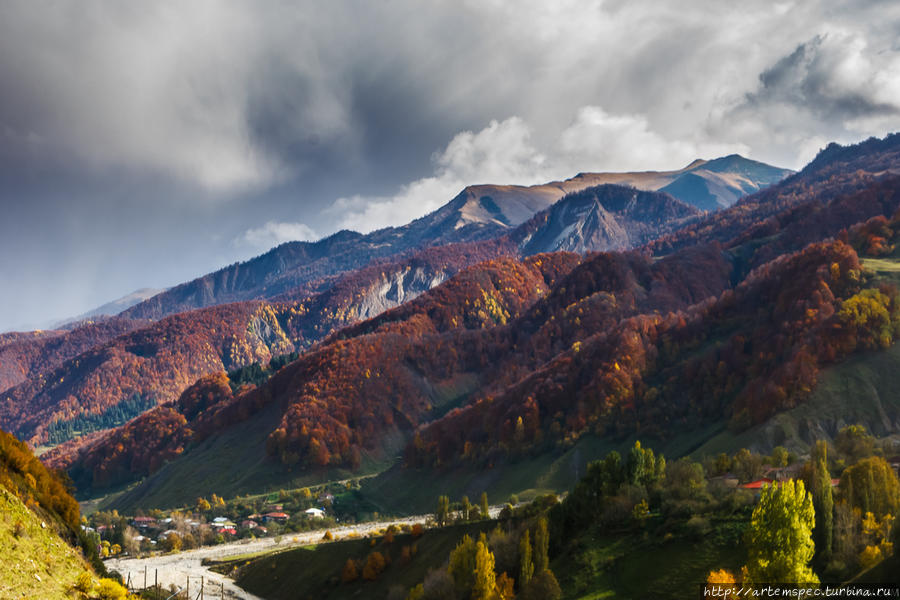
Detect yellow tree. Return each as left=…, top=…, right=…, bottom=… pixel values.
left=473, top=541, right=498, bottom=600
left=744, top=480, right=818, bottom=585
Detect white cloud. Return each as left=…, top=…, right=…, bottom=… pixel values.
left=557, top=106, right=749, bottom=173
left=334, top=106, right=750, bottom=233
left=240, top=221, right=318, bottom=251
left=335, top=117, right=550, bottom=233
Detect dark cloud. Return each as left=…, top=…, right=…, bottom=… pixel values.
left=1, top=1, right=900, bottom=330
left=754, top=35, right=899, bottom=120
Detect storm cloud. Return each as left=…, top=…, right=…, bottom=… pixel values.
left=1, top=1, right=900, bottom=330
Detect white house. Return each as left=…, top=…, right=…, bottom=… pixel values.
left=304, top=508, right=325, bottom=519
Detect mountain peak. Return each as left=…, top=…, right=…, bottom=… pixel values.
left=683, top=158, right=708, bottom=170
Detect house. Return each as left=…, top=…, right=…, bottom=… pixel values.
left=262, top=511, right=290, bottom=523
left=740, top=478, right=775, bottom=490
left=317, top=493, right=334, bottom=504
left=211, top=517, right=237, bottom=529
left=240, top=520, right=259, bottom=529
left=132, top=516, right=157, bottom=529
left=304, top=508, right=326, bottom=519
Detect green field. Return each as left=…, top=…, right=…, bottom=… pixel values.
left=553, top=517, right=747, bottom=600
left=229, top=521, right=496, bottom=600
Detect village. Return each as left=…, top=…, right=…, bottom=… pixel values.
left=82, top=487, right=341, bottom=557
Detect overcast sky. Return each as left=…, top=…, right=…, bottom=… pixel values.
left=2, top=0, right=900, bottom=331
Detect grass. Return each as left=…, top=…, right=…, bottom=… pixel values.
left=692, top=341, right=900, bottom=457
left=359, top=426, right=728, bottom=517
left=231, top=521, right=496, bottom=600
left=0, top=487, right=90, bottom=599
left=95, top=400, right=402, bottom=513
left=554, top=517, right=747, bottom=600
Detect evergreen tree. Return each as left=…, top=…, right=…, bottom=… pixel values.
left=534, top=517, right=549, bottom=574
left=744, top=480, right=818, bottom=585
left=480, top=492, right=490, bottom=519
left=810, top=440, right=834, bottom=564
left=519, top=530, right=534, bottom=586
left=461, top=496, right=471, bottom=521
left=436, top=495, right=450, bottom=527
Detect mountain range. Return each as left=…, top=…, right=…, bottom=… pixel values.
left=10, top=136, right=900, bottom=513
left=0, top=155, right=782, bottom=449
left=21, top=138, right=900, bottom=517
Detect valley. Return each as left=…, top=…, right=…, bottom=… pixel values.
left=4, top=134, right=900, bottom=598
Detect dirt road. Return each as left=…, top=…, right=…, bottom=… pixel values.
left=105, top=512, right=442, bottom=599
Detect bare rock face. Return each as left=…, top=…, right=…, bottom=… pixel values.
left=516, top=184, right=700, bottom=255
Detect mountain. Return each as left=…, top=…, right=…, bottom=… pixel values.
left=0, top=318, right=147, bottom=395
left=52, top=288, right=165, bottom=327
left=122, top=156, right=788, bottom=322
left=46, top=134, right=900, bottom=511
left=2, top=182, right=699, bottom=448
left=514, top=185, right=700, bottom=254
left=658, top=154, right=793, bottom=211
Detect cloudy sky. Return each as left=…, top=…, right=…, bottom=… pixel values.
left=1, top=0, right=900, bottom=330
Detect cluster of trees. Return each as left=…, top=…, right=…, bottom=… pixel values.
left=45, top=393, right=155, bottom=445
left=0, top=317, right=144, bottom=395
left=408, top=238, right=900, bottom=467
left=0, top=427, right=79, bottom=531
left=401, top=521, right=560, bottom=600
left=708, top=426, right=900, bottom=586
left=2, top=301, right=297, bottom=445
left=53, top=133, right=900, bottom=493
left=435, top=492, right=492, bottom=526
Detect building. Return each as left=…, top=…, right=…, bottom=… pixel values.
left=262, top=511, right=290, bottom=523
left=304, top=508, right=325, bottom=519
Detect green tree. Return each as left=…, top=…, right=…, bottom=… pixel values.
left=521, top=569, right=562, bottom=600
left=473, top=541, right=498, bottom=600
left=834, top=425, right=877, bottom=465
left=534, top=517, right=550, bottom=574
left=480, top=492, right=490, bottom=519
left=733, top=448, right=764, bottom=482
left=810, top=440, right=834, bottom=564
left=461, top=496, right=471, bottom=521
left=519, top=529, right=534, bottom=586
left=770, top=446, right=790, bottom=468
left=744, top=480, right=818, bottom=585
left=448, top=534, right=477, bottom=595
left=628, top=441, right=664, bottom=487
left=436, top=495, right=450, bottom=527
left=840, top=456, right=900, bottom=518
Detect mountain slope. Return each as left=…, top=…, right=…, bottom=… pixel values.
left=49, top=136, right=900, bottom=511
left=7, top=183, right=697, bottom=449
left=0, top=317, right=147, bottom=395
left=1, top=427, right=88, bottom=598
left=659, top=154, right=793, bottom=210
left=514, top=185, right=699, bottom=254
left=53, top=287, right=165, bottom=327
left=122, top=156, right=787, bottom=321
